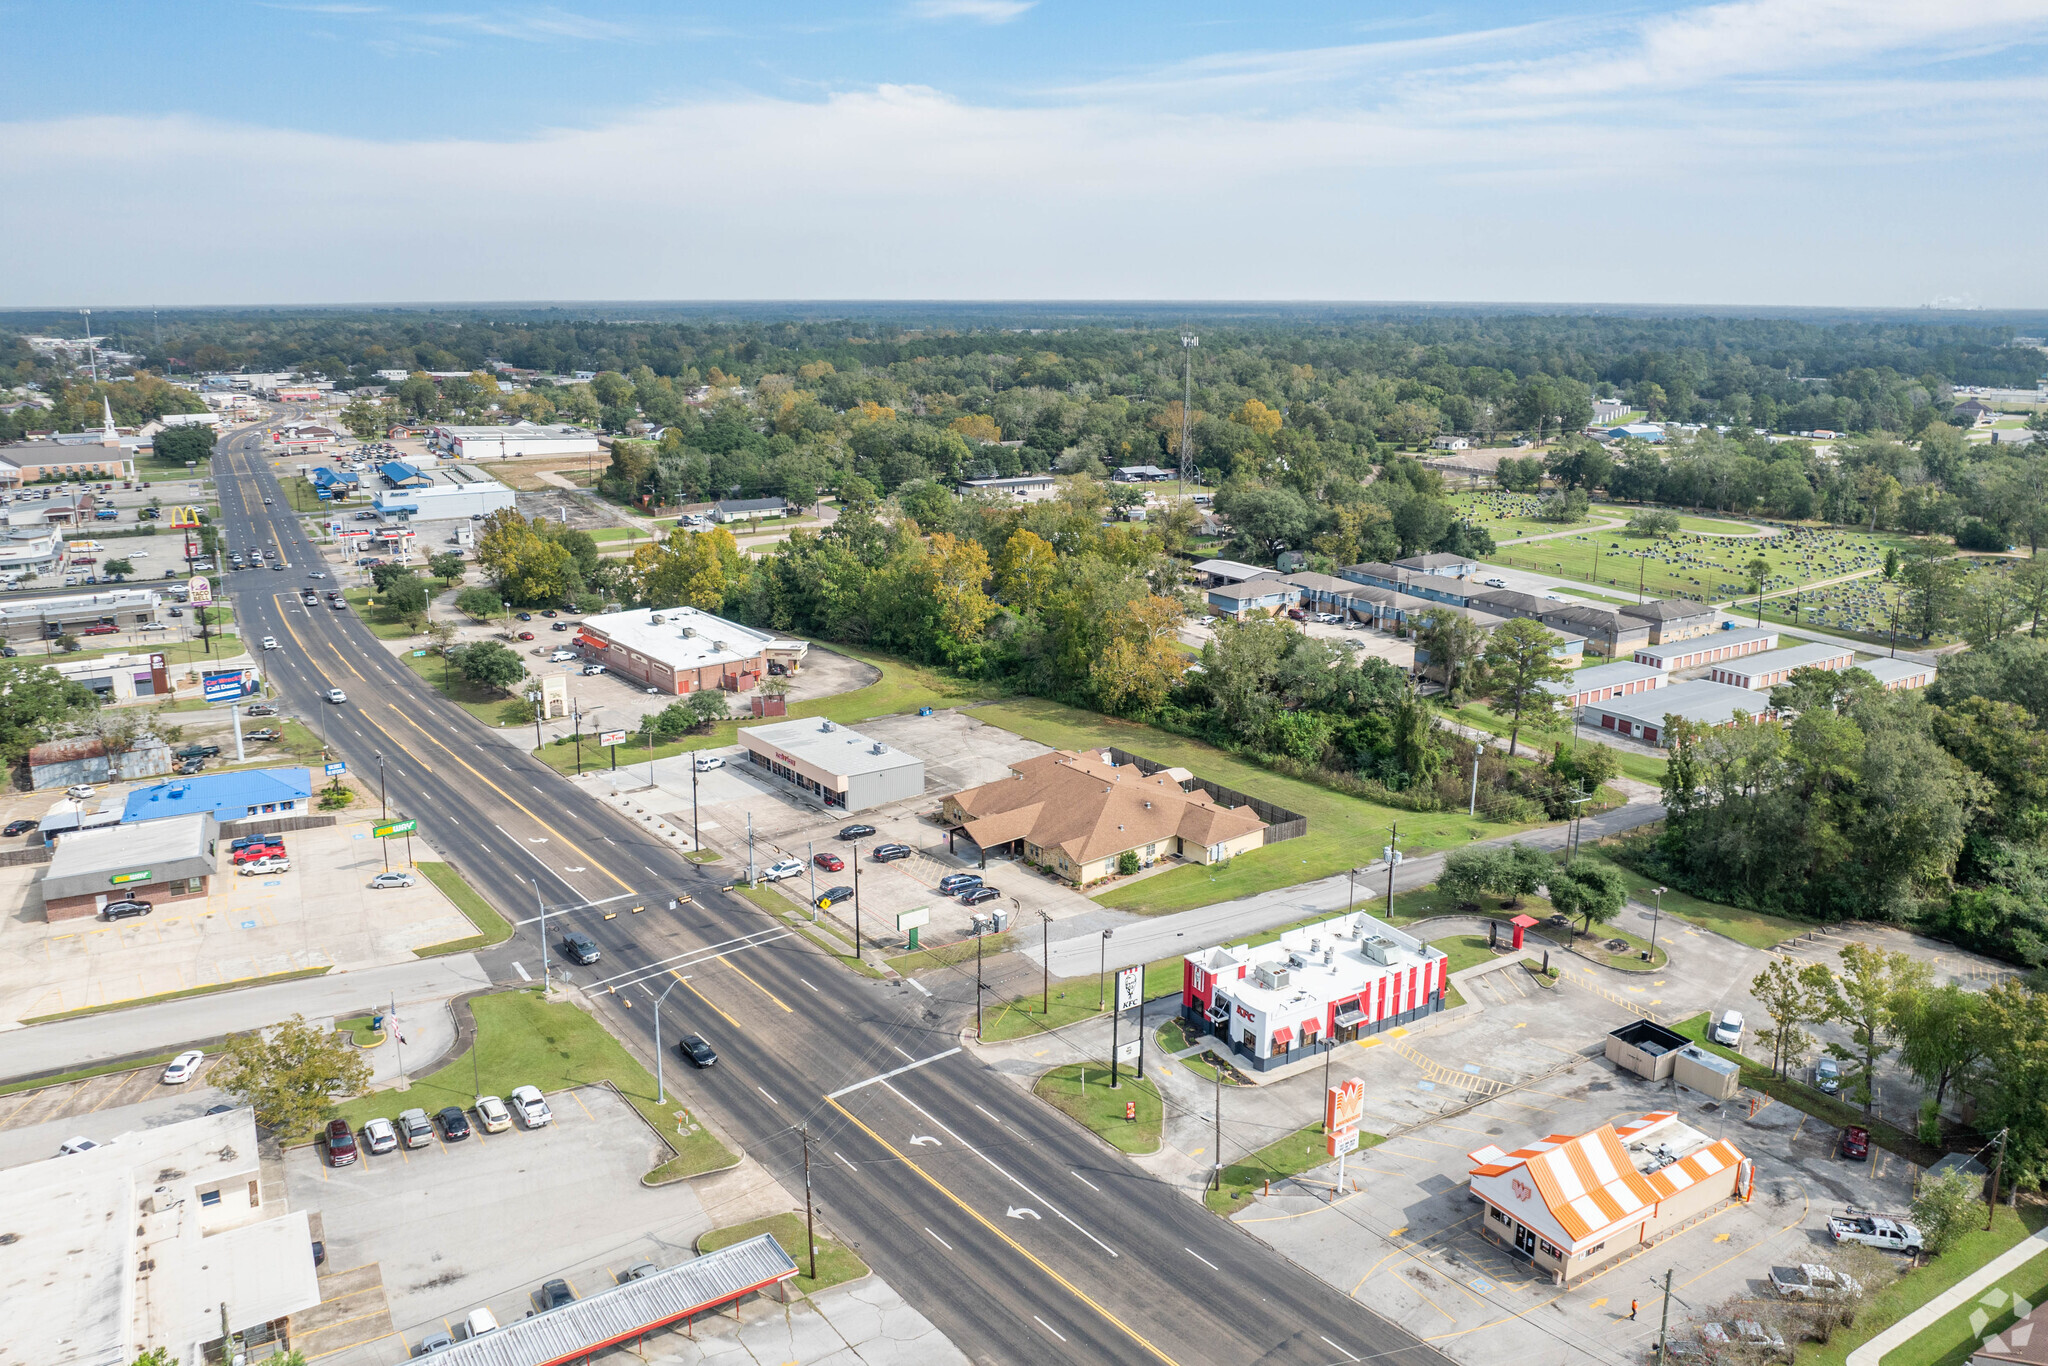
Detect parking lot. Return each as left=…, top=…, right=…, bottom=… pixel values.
left=285, top=1083, right=716, bottom=1364
left=0, top=817, right=474, bottom=1025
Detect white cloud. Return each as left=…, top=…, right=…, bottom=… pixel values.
left=907, top=0, right=1035, bottom=23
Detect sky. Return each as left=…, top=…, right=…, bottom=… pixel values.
left=4, top=0, right=2048, bottom=308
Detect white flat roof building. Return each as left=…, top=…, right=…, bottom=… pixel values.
left=1632, top=627, right=1778, bottom=672
left=433, top=421, right=602, bottom=460
left=372, top=464, right=516, bottom=522
left=1581, top=678, right=1771, bottom=743
left=737, top=717, right=927, bottom=813
left=1543, top=660, right=1666, bottom=708
left=0, top=1108, right=320, bottom=1366
left=1190, top=558, right=1274, bottom=586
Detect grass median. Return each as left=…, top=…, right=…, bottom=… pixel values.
left=328, top=988, right=737, bottom=1179
left=1034, top=1062, right=1163, bottom=1154
left=981, top=957, right=1184, bottom=1043
left=1207, top=1122, right=1384, bottom=1216
left=412, top=860, right=515, bottom=957
left=698, top=1213, right=867, bottom=1296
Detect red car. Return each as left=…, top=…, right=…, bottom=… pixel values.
left=1839, top=1126, right=1870, bottom=1161
left=325, top=1118, right=358, bottom=1167
left=80, top=624, right=119, bottom=636
left=233, top=842, right=285, bottom=864
left=518, top=631, right=536, bottom=641
left=814, top=852, right=844, bottom=872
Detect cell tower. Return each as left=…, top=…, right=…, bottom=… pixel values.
left=80, top=308, right=97, bottom=382
left=1178, top=332, right=1198, bottom=496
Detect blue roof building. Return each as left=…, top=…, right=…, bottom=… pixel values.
left=1604, top=423, right=1665, bottom=442
left=122, top=767, right=314, bottom=826
left=379, top=461, right=432, bottom=488
left=312, top=467, right=360, bottom=486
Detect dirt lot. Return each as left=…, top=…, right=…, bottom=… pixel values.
left=0, top=817, right=473, bottom=1025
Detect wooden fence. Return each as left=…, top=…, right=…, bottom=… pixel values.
left=1095, top=746, right=1309, bottom=846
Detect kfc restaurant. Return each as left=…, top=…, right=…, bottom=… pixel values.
left=1181, top=911, right=1447, bottom=1072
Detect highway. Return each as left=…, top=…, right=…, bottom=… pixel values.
left=211, top=422, right=1449, bottom=1366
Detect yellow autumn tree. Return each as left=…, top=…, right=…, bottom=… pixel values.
left=631, top=526, right=740, bottom=610
left=1232, top=398, right=1282, bottom=435
left=1092, top=595, right=1188, bottom=714
left=796, top=361, right=836, bottom=382
left=917, top=533, right=996, bottom=643
left=993, top=529, right=1058, bottom=613
left=854, top=400, right=896, bottom=423
left=948, top=413, right=1001, bottom=443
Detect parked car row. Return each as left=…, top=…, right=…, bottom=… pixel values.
left=325, top=1086, right=553, bottom=1168
left=232, top=831, right=292, bottom=875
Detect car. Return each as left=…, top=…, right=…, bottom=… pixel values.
left=57, top=1136, right=101, bottom=1156
left=475, top=1095, right=512, bottom=1133
left=369, top=871, right=418, bottom=889
left=814, top=885, right=853, bottom=908
left=540, top=609, right=557, bottom=618
left=961, top=885, right=1001, bottom=906
left=1710, top=1009, right=1744, bottom=1048
left=560, top=931, right=601, bottom=965
left=679, top=1034, right=717, bottom=1068
left=138, top=621, right=168, bottom=631
left=1815, top=1057, right=1841, bottom=1094
left=693, top=755, right=724, bottom=772
left=308, top=571, right=326, bottom=579
left=461, top=1307, right=500, bottom=1338
left=3, top=819, right=36, bottom=836
left=761, top=857, right=803, bottom=882
left=173, top=757, right=207, bottom=776
left=239, top=856, right=291, bottom=875
left=872, top=843, right=912, bottom=862
left=325, top=1118, right=359, bottom=1166
left=518, top=631, right=536, bottom=641
left=1829, top=1213, right=1922, bottom=1254
left=261, top=637, right=279, bottom=650
left=206, top=1103, right=235, bottom=1116
left=581, top=664, right=606, bottom=676
left=78, top=622, right=117, bottom=636
left=362, top=1116, right=398, bottom=1155
left=551, top=621, right=569, bottom=632
left=838, top=824, right=876, bottom=840
left=415, top=1331, right=455, bottom=1356
left=161, top=1050, right=204, bottom=1084
left=937, top=872, right=984, bottom=894
left=230, top=833, right=283, bottom=851
left=1840, top=1126, right=1870, bottom=1161
left=396, top=1108, right=434, bottom=1148
left=509, top=1085, right=553, bottom=1128
left=246, top=704, right=277, bottom=717
left=814, top=852, right=844, bottom=872
left=273, top=561, right=288, bottom=571
left=436, top=1106, right=472, bottom=1141
left=233, top=842, right=284, bottom=864
left=246, top=727, right=282, bottom=741
left=516, top=612, right=532, bottom=621
left=102, top=899, right=152, bottom=920
left=538, top=1278, right=576, bottom=1311
left=176, top=744, right=221, bottom=760
left=66, top=784, right=95, bottom=800
left=328, top=596, right=345, bottom=607
left=325, top=688, right=347, bottom=703
left=620, top=1261, right=659, bottom=1282
left=1484, top=577, right=1507, bottom=588
left=549, top=649, right=577, bottom=662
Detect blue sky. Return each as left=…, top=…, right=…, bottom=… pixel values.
left=4, top=0, right=2047, bottom=306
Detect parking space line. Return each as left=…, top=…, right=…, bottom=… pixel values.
left=570, top=1090, right=598, bottom=1121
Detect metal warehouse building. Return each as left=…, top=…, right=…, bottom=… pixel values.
left=737, top=718, right=925, bottom=813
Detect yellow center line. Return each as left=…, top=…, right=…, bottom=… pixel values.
left=824, top=1096, right=1179, bottom=1366
left=717, top=955, right=793, bottom=1012
left=675, top=970, right=740, bottom=1028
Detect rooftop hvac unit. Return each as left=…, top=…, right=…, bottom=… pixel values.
left=1253, top=961, right=1290, bottom=991
left=679, top=625, right=694, bottom=636
left=1323, top=946, right=1335, bottom=966
left=1362, top=936, right=1398, bottom=966
left=820, top=720, right=835, bottom=731
left=650, top=614, right=664, bottom=625
left=871, top=742, right=887, bottom=754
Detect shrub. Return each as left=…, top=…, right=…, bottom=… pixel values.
left=1118, top=850, right=1140, bottom=876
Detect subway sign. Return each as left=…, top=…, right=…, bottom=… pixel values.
left=109, top=870, right=153, bottom=885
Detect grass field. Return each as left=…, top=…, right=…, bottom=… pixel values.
left=981, top=956, right=1185, bottom=1042
left=412, top=860, right=515, bottom=957
left=326, top=989, right=737, bottom=1177
left=1754, top=572, right=1964, bottom=646
left=1485, top=521, right=1923, bottom=604
left=1206, top=1122, right=1383, bottom=1215
left=971, top=697, right=1544, bottom=916
left=1581, top=839, right=1811, bottom=949
left=1450, top=491, right=1607, bottom=541
left=341, top=587, right=421, bottom=641
left=698, top=1213, right=867, bottom=1296
left=1033, top=1063, right=1163, bottom=1154
left=885, top=931, right=1014, bottom=977
left=1590, top=504, right=1763, bottom=535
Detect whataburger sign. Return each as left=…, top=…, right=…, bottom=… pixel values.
left=1325, top=1077, right=1364, bottom=1158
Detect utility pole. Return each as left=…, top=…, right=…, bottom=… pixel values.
left=975, top=922, right=986, bottom=1040
left=746, top=810, right=755, bottom=885
left=1210, top=1061, right=1222, bottom=1192
left=851, top=842, right=862, bottom=960
left=1989, top=1129, right=2008, bottom=1231
left=691, top=760, right=700, bottom=852
left=1178, top=334, right=1199, bottom=499
left=1035, top=904, right=1049, bottom=1015
left=375, top=751, right=387, bottom=822
left=1385, top=824, right=1400, bottom=917
left=533, top=878, right=550, bottom=990
left=1649, top=887, right=1666, bottom=960
left=1655, top=1268, right=1673, bottom=1360
left=801, top=1124, right=818, bottom=1281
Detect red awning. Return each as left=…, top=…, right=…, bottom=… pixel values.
left=1510, top=914, right=1540, bottom=928
left=1300, top=1019, right=1321, bottom=1036
left=1271, top=1026, right=1293, bottom=1047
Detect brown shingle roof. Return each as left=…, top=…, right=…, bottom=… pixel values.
left=950, top=751, right=1264, bottom=866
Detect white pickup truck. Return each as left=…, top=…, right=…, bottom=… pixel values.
left=1770, top=1263, right=1861, bottom=1299
left=1827, top=1214, right=1922, bottom=1254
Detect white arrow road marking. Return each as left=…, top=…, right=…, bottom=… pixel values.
left=909, top=1135, right=941, bottom=1147
left=1007, top=1207, right=1041, bottom=1221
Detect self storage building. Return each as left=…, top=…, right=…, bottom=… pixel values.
left=1181, top=911, right=1446, bottom=1072
left=1707, top=641, right=1855, bottom=689
left=1633, top=627, right=1778, bottom=672
left=1578, top=678, right=1770, bottom=744
left=1542, top=659, right=1666, bottom=709
left=1854, top=656, right=1937, bottom=691
left=1467, top=1110, right=1750, bottom=1284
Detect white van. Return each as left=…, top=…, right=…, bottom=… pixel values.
left=463, top=1308, right=499, bottom=1338
left=1711, top=1009, right=1744, bottom=1048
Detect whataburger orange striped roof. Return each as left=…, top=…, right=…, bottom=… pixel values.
left=1467, top=1110, right=1744, bottom=1249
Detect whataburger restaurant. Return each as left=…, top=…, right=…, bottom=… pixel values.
left=1180, top=911, right=1447, bottom=1072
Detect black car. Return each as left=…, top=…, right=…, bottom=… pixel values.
left=551, top=621, right=569, bottom=631
left=539, top=1278, right=576, bottom=1310
left=678, top=1034, right=717, bottom=1068
left=872, top=843, right=912, bottom=862
left=540, top=609, right=557, bottom=618
left=516, top=612, right=532, bottom=621
left=3, top=819, right=38, bottom=837
left=838, top=824, right=876, bottom=841
left=436, top=1106, right=472, bottom=1141
left=102, top=899, right=153, bottom=920
left=560, top=931, right=601, bottom=965
left=814, top=885, right=854, bottom=909
left=961, top=885, right=1001, bottom=906
left=937, top=873, right=983, bottom=895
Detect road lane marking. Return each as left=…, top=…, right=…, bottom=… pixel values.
left=756, top=1086, right=779, bottom=1106
left=799, top=978, right=818, bottom=992
left=926, top=1226, right=953, bottom=1251
left=826, top=1047, right=962, bottom=1100
left=907, top=978, right=931, bottom=997
left=823, top=1097, right=1175, bottom=1366
left=1321, top=1335, right=1359, bottom=1361
left=1033, top=1317, right=1066, bottom=1342
left=1185, top=1248, right=1219, bottom=1271
left=1071, top=1172, right=1099, bottom=1191
left=893, top=1046, right=914, bottom=1061
left=834, top=1151, right=857, bottom=1172
left=974, top=1104, right=1002, bottom=1124
left=512, top=961, right=531, bottom=981
left=716, top=955, right=793, bottom=1013
left=675, top=972, right=739, bottom=1028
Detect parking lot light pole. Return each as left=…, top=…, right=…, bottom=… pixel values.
left=653, top=976, right=683, bottom=1104
left=374, top=752, right=386, bottom=822
left=532, top=878, right=550, bottom=991
left=852, top=843, right=862, bottom=958
left=1033, top=903, right=1048, bottom=1014
left=1649, top=887, right=1666, bottom=959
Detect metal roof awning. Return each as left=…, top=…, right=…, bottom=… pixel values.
left=430, top=1234, right=797, bottom=1366
left=1333, top=1008, right=1366, bottom=1028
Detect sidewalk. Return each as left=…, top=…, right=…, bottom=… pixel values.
left=0, top=954, right=491, bottom=1081
left=1847, top=1223, right=2048, bottom=1366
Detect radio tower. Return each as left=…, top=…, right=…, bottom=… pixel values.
left=1178, top=332, right=1198, bottom=499
left=80, top=308, right=97, bottom=382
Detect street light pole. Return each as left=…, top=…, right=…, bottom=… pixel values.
left=532, top=878, right=550, bottom=991
left=375, top=752, right=387, bottom=822
left=852, top=842, right=862, bottom=958
left=1468, top=742, right=1485, bottom=817
left=691, top=760, right=700, bottom=853
left=1034, top=903, right=1048, bottom=1015
left=1098, top=928, right=1115, bottom=1010
left=653, top=976, right=682, bottom=1103
left=1649, top=887, right=1666, bottom=960
left=975, top=922, right=986, bottom=1041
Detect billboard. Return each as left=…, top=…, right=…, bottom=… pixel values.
left=1115, top=964, right=1142, bottom=1013
left=324, top=761, right=347, bottom=776
left=202, top=668, right=256, bottom=703
left=598, top=729, right=627, bottom=747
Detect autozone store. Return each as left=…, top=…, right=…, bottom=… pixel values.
left=1181, top=911, right=1447, bottom=1072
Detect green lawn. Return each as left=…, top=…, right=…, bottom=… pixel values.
left=1581, top=840, right=1810, bottom=949
left=1591, top=504, right=1764, bottom=535
left=341, top=587, right=422, bottom=641
left=337, top=1015, right=386, bottom=1046
left=412, top=860, right=515, bottom=957
left=885, top=931, right=1014, bottom=977
left=1799, top=1203, right=2048, bottom=1366
left=1439, top=700, right=1668, bottom=784
left=698, top=1213, right=867, bottom=1296
left=395, top=647, right=535, bottom=727
left=1485, top=522, right=1931, bottom=604
left=1207, top=1122, right=1383, bottom=1216
left=971, top=697, right=1544, bottom=916
left=1430, top=935, right=1503, bottom=977
left=982, top=956, right=1185, bottom=1043
left=327, top=989, right=737, bottom=1178
left=531, top=644, right=995, bottom=774
left=1449, top=491, right=1607, bottom=541
left=1034, top=1063, right=1163, bottom=1154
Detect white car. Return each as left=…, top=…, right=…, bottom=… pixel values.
left=475, top=1095, right=512, bottom=1133
left=362, top=1116, right=399, bottom=1155
left=325, top=688, right=347, bottom=704
left=161, top=1050, right=204, bottom=1084
left=261, top=637, right=279, bottom=650
left=368, top=871, right=417, bottom=889
left=509, top=1085, right=553, bottom=1128
left=1484, top=577, right=1507, bottom=588
left=693, top=754, right=724, bottom=772
left=239, top=856, right=290, bottom=875
left=66, top=784, right=94, bottom=801
left=57, top=1136, right=100, bottom=1156
left=762, top=857, right=804, bottom=882
left=549, top=649, right=577, bottom=662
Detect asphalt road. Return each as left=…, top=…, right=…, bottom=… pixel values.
left=210, top=425, right=1449, bottom=1366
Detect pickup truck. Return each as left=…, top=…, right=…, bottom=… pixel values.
left=94, top=508, right=118, bottom=520
left=176, top=744, right=221, bottom=760
left=1770, top=1263, right=1861, bottom=1299
left=245, top=727, right=283, bottom=742
left=396, top=1108, right=434, bottom=1149
left=1828, top=1214, right=1922, bottom=1254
